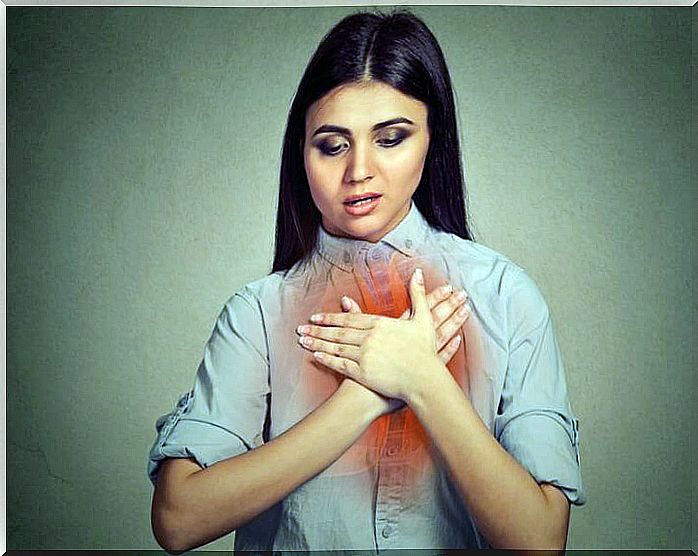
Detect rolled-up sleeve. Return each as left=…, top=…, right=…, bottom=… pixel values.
left=494, top=267, right=586, bottom=505
left=147, top=288, right=270, bottom=486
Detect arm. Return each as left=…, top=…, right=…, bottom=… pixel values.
left=407, top=359, right=570, bottom=550
left=299, top=268, right=578, bottom=551
left=152, top=283, right=466, bottom=554
left=152, top=378, right=386, bottom=554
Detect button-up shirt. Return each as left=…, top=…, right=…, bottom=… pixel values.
left=147, top=203, right=586, bottom=551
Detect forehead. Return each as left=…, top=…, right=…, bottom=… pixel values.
left=305, top=82, right=428, bottom=130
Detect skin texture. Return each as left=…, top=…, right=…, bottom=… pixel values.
left=304, top=81, right=430, bottom=243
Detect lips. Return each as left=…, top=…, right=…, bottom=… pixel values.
left=343, top=193, right=382, bottom=216
left=343, top=192, right=383, bottom=206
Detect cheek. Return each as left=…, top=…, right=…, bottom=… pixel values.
left=305, top=156, right=338, bottom=210
left=383, top=148, right=428, bottom=191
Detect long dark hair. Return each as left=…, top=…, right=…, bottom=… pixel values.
left=272, top=9, right=474, bottom=273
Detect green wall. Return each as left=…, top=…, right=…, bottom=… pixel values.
left=7, top=5, right=694, bottom=550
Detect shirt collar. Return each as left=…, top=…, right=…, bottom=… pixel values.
left=315, top=202, right=430, bottom=272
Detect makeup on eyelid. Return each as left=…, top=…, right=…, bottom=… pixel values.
left=303, top=82, right=430, bottom=243
left=313, top=130, right=411, bottom=157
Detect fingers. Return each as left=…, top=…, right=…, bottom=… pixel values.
left=432, top=288, right=468, bottom=330
left=341, top=296, right=362, bottom=314
left=297, top=296, right=367, bottom=353
left=407, top=268, right=430, bottom=322
left=438, top=334, right=462, bottom=364
left=298, top=335, right=361, bottom=360
left=309, top=311, right=378, bottom=329
left=312, top=351, right=362, bottom=381
left=435, top=302, right=470, bottom=351
left=428, top=284, right=453, bottom=309
left=400, top=283, right=452, bottom=320
left=297, top=323, right=368, bottom=346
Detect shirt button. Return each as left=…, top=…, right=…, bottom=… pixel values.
left=405, top=239, right=413, bottom=249
left=343, top=252, right=351, bottom=264
left=370, top=249, right=382, bottom=261
left=381, top=525, right=394, bottom=538
left=385, top=446, right=399, bottom=457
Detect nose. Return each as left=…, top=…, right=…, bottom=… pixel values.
left=344, top=141, right=374, bottom=185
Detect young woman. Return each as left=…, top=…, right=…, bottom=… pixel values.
left=148, top=9, right=585, bottom=553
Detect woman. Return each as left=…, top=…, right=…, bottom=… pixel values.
left=148, top=9, right=585, bottom=553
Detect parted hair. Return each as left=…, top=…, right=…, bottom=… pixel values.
left=272, top=9, right=474, bottom=273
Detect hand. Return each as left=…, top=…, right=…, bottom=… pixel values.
left=332, top=296, right=404, bottom=418
left=341, top=282, right=468, bottom=365
left=297, top=269, right=470, bottom=404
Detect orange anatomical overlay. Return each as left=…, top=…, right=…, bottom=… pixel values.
left=289, top=248, right=479, bottom=487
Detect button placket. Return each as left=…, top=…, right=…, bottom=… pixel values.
left=374, top=460, right=404, bottom=549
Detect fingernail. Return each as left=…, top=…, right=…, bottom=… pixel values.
left=341, top=297, right=351, bottom=311
left=452, top=335, right=462, bottom=347
left=458, top=306, right=469, bottom=318
left=442, top=284, right=453, bottom=295
left=455, top=290, right=467, bottom=302
left=298, top=336, right=311, bottom=347
left=296, top=325, right=310, bottom=335
left=414, top=268, right=423, bottom=285
left=310, top=314, right=323, bottom=323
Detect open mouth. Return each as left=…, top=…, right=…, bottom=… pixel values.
left=344, top=194, right=382, bottom=206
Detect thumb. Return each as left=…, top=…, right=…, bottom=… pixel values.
left=408, top=268, right=430, bottom=322
left=341, top=295, right=362, bottom=314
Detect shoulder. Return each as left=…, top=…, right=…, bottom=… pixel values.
left=221, top=271, right=286, bottom=312
left=425, top=229, right=550, bottom=319
left=425, top=228, right=527, bottom=293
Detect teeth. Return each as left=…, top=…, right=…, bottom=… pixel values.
left=348, top=197, right=375, bottom=206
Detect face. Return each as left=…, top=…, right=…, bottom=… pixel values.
left=303, top=81, right=430, bottom=243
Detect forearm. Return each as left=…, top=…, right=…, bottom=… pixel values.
left=408, top=360, right=568, bottom=550
left=155, top=381, right=380, bottom=553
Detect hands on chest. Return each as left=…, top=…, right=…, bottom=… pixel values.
left=296, top=268, right=470, bottom=409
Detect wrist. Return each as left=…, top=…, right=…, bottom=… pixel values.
left=334, top=380, right=384, bottom=423
left=405, top=356, right=457, bottom=413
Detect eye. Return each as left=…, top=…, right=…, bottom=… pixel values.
left=316, top=139, right=348, bottom=157
left=377, top=130, right=408, bottom=148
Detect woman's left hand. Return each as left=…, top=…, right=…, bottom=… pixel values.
left=297, top=268, right=446, bottom=404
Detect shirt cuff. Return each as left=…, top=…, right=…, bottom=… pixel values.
left=497, top=410, right=587, bottom=505
left=147, top=391, right=250, bottom=485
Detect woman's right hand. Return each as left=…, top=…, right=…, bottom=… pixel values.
left=335, top=283, right=468, bottom=418
left=334, top=298, right=404, bottom=418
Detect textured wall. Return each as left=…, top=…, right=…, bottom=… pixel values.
left=689, top=5, right=698, bottom=554
left=7, top=6, right=693, bottom=550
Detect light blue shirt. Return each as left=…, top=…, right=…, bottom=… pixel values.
left=147, top=203, right=585, bottom=551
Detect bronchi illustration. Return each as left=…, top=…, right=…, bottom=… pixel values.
left=296, top=243, right=470, bottom=480
left=351, top=245, right=463, bottom=480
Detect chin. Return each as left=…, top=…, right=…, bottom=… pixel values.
left=342, top=222, right=388, bottom=242
left=325, top=208, right=397, bottom=242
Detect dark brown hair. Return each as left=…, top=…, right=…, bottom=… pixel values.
left=272, top=9, right=473, bottom=273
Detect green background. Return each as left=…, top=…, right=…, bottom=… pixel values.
left=6, top=5, right=696, bottom=551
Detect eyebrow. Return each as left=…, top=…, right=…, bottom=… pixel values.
left=311, top=117, right=415, bottom=138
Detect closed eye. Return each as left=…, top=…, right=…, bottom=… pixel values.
left=377, top=129, right=409, bottom=148
left=316, top=140, right=349, bottom=156
left=313, top=130, right=410, bottom=156
left=377, top=135, right=405, bottom=148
